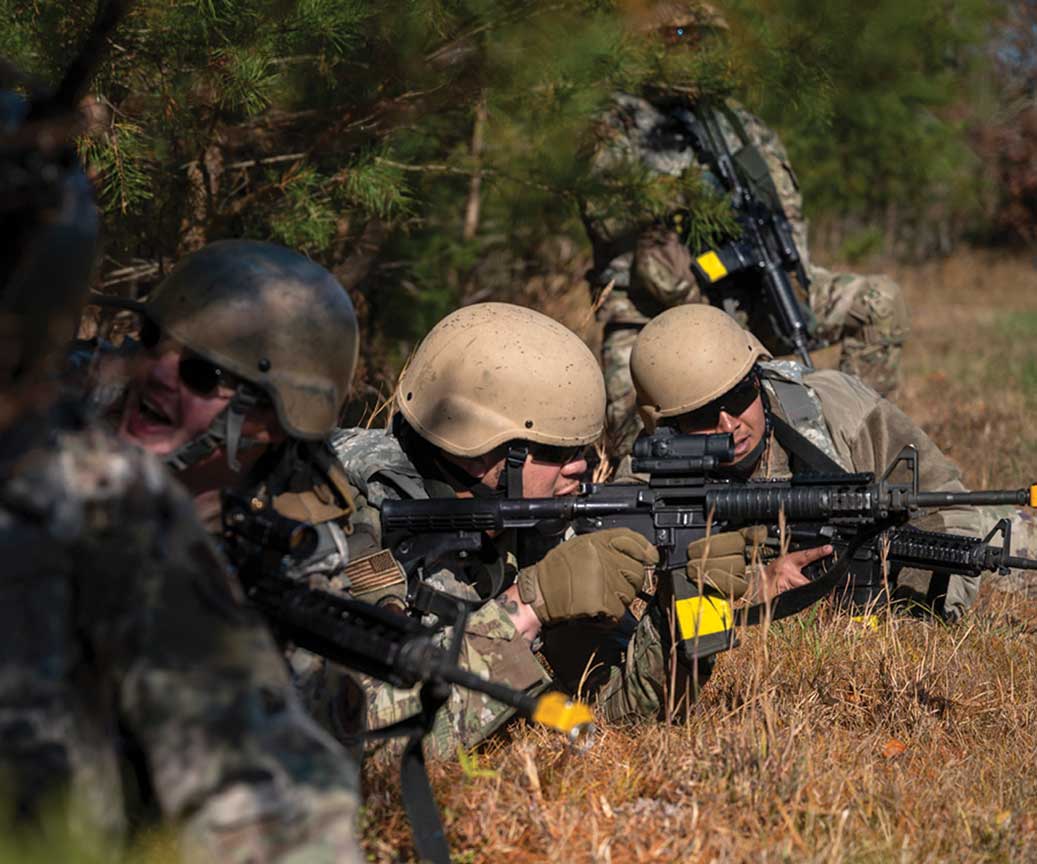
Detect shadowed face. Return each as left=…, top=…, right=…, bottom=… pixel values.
left=441, top=444, right=589, bottom=499
left=118, top=325, right=281, bottom=466
left=675, top=374, right=767, bottom=464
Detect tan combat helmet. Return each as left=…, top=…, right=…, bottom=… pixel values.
left=94, top=239, right=358, bottom=469
left=396, top=302, right=605, bottom=458
left=631, top=304, right=769, bottom=432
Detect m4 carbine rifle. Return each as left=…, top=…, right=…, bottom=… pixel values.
left=220, top=491, right=592, bottom=864
left=672, top=101, right=817, bottom=366
left=381, top=429, right=1037, bottom=667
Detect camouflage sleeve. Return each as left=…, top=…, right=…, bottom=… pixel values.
left=630, top=224, right=700, bottom=309
left=591, top=612, right=712, bottom=724
left=365, top=590, right=551, bottom=761
left=592, top=613, right=667, bottom=723
left=582, top=98, right=700, bottom=313
left=809, top=370, right=983, bottom=619
left=88, top=455, right=364, bottom=864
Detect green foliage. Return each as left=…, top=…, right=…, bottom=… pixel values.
left=995, top=310, right=1037, bottom=400
left=215, top=44, right=280, bottom=118
left=335, top=154, right=415, bottom=220
left=0, top=0, right=858, bottom=387
left=733, top=0, right=999, bottom=238
left=267, top=165, right=337, bottom=252
left=838, top=226, right=885, bottom=264
left=77, top=120, right=154, bottom=216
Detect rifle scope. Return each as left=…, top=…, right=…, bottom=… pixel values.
left=632, top=430, right=734, bottom=476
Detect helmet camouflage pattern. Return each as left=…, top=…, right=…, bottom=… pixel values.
left=101, top=239, right=359, bottom=440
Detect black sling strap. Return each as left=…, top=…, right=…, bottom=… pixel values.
left=736, top=414, right=877, bottom=625
left=358, top=593, right=473, bottom=864
left=769, top=414, right=845, bottom=475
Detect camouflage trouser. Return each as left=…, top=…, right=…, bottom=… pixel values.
left=362, top=597, right=550, bottom=762
left=601, top=269, right=910, bottom=464
left=810, top=267, right=910, bottom=401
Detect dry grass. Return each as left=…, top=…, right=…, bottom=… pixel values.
left=361, top=250, right=1037, bottom=863
left=890, top=249, right=1037, bottom=490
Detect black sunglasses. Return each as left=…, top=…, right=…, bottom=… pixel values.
left=677, top=373, right=760, bottom=431
left=139, top=316, right=227, bottom=397
left=526, top=442, right=585, bottom=465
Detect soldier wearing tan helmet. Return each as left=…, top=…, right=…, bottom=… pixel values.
left=332, top=302, right=663, bottom=754
left=630, top=303, right=1008, bottom=623
left=585, top=0, right=909, bottom=463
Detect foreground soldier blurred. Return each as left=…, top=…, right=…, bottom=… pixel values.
left=585, top=2, right=909, bottom=460
left=0, top=100, right=363, bottom=861
left=333, top=303, right=668, bottom=751
left=629, top=304, right=1037, bottom=621
left=85, top=240, right=391, bottom=734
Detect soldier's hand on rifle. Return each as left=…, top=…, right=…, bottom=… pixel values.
left=686, top=530, right=757, bottom=599
left=517, top=528, right=659, bottom=625
left=759, top=544, right=833, bottom=600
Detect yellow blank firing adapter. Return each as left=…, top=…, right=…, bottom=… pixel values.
left=531, top=691, right=595, bottom=746
left=1030, top=484, right=1037, bottom=508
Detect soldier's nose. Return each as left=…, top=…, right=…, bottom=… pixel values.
left=146, top=347, right=182, bottom=391
left=717, top=411, right=738, bottom=433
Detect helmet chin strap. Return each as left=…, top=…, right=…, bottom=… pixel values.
left=429, top=442, right=529, bottom=500
left=498, top=443, right=528, bottom=499
left=163, top=383, right=265, bottom=473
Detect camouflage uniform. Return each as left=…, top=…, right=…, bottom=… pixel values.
left=586, top=93, right=909, bottom=460
left=330, top=426, right=552, bottom=758
left=68, top=339, right=386, bottom=756
left=0, top=406, right=363, bottom=863
left=597, top=362, right=1037, bottom=722
left=330, top=424, right=685, bottom=753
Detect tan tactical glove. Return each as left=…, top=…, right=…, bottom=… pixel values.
left=517, top=528, right=659, bottom=624
left=686, top=527, right=767, bottom=600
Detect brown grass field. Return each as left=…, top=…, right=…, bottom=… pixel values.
left=360, top=250, right=1037, bottom=863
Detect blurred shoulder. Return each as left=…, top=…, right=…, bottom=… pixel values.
left=5, top=409, right=189, bottom=541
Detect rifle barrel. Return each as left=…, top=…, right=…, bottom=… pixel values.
left=913, top=489, right=1033, bottom=508
left=1002, top=556, right=1037, bottom=571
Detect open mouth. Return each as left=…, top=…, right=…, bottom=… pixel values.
left=139, top=395, right=174, bottom=426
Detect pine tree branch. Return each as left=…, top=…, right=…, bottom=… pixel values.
left=179, top=152, right=307, bottom=171
left=372, top=157, right=574, bottom=201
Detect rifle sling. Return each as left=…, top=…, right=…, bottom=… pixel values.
left=736, top=416, right=876, bottom=625
left=735, top=524, right=885, bottom=626
left=361, top=684, right=452, bottom=864
left=769, top=414, right=845, bottom=475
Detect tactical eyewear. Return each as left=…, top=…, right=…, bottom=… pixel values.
left=526, top=443, right=585, bottom=465
left=677, top=373, right=760, bottom=431
left=139, top=316, right=229, bottom=397
left=177, top=354, right=227, bottom=396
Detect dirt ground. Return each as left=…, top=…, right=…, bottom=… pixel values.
left=361, top=249, right=1037, bottom=863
